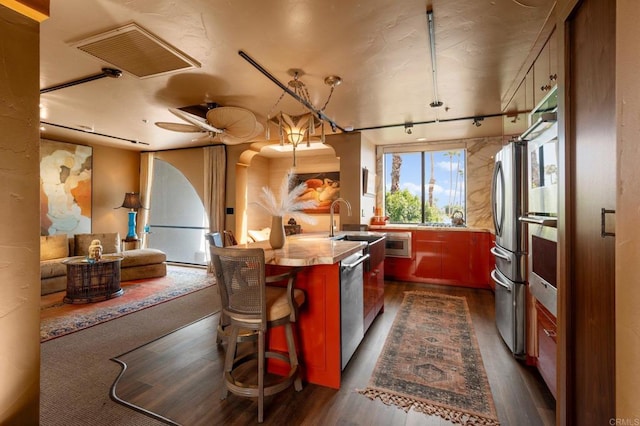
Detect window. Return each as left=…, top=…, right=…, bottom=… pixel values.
left=148, top=159, right=209, bottom=265
left=384, top=149, right=466, bottom=225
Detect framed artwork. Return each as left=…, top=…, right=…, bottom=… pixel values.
left=290, top=171, right=340, bottom=213
left=362, top=167, right=375, bottom=196
left=40, top=140, right=93, bottom=236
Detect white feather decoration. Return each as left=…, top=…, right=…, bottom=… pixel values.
left=252, top=169, right=318, bottom=225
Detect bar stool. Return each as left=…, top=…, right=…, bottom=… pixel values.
left=210, top=246, right=304, bottom=423
left=205, top=232, right=254, bottom=347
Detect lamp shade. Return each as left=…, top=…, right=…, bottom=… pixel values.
left=120, top=192, right=143, bottom=209
left=279, top=112, right=312, bottom=147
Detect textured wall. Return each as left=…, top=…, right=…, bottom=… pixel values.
left=465, top=137, right=503, bottom=230
left=0, top=6, right=41, bottom=424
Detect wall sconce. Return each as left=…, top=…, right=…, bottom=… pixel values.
left=404, top=123, right=413, bottom=134
left=117, top=192, right=144, bottom=241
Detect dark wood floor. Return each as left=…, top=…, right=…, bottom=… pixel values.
left=111, top=281, right=556, bottom=425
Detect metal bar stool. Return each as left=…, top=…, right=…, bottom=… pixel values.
left=210, top=246, right=304, bottom=423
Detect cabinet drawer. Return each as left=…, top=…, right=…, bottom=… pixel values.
left=536, top=301, right=557, bottom=398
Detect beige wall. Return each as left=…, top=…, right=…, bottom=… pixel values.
left=0, top=5, right=40, bottom=423
left=616, top=0, right=640, bottom=418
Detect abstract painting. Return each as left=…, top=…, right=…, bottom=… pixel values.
left=40, top=140, right=92, bottom=236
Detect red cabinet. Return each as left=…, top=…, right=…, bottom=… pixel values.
left=535, top=301, right=557, bottom=398
left=363, top=259, right=384, bottom=332
left=383, top=229, right=493, bottom=289
left=363, top=237, right=386, bottom=332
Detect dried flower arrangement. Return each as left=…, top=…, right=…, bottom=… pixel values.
left=253, top=169, right=318, bottom=224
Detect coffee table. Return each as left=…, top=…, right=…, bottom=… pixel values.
left=63, top=255, right=124, bottom=304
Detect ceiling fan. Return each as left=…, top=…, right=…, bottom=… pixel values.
left=155, top=103, right=263, bottom=145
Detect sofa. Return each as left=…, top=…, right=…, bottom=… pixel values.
left=40, top=232, right=167, bottom=296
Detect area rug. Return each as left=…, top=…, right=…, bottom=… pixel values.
left=359, top=291, right=500, bottom=425
left=40, top=266, right=215, bottom=342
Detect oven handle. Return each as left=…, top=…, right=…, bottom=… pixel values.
left=519, top=215, right=558, bottom=227
left=491, top=269, right=512, bottom=292
left=490, top=246, right=511, bottom=262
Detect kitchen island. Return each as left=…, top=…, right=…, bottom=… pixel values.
left=236, top=233, right=381, bottom=389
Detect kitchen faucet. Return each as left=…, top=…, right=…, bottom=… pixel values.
left=329, top=198, right=352, bottom=237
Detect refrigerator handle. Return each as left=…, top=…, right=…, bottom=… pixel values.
left=491, top=160, right=504, bottom=236
left=491, top=269, right=512, bottom=292
left=490, top=246, right=511, bottom=262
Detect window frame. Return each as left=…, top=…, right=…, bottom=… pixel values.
left=382, top=144, right=467, bottom=225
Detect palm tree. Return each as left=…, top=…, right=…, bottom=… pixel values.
left=453, top=152, right=462, bottom=206
left=428, top=152, right=435, bottom=207
left=390, top=154, right=402, bottom=193
left=444, top=151, right=457, bottom=208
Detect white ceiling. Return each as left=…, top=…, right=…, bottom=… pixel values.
left=39, top=0, right=555, bottom=153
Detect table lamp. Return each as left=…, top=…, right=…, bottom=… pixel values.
left=119, top=192, right=144, bottom=241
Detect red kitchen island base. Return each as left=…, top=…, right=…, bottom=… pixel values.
left=266, top=263, right=343, bottom=389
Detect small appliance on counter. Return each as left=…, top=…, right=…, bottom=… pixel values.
left=370, top=216, right=388, bottom=226
left=370, top=207, right=389, bottom=226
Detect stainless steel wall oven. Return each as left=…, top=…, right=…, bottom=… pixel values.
left=527, top=223, right=558, bottom=316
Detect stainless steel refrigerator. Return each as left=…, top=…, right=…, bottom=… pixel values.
left=490, top=139, right=527, bottom=357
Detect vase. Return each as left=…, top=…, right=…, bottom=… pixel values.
left=269, top=216, right=286, bottom=249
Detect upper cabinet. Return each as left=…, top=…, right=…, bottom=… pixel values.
left=533, top=29, right=558, bottom=108
left=503, top=68, right=537, bottom=136
left=503, top=28, right=557, bottom=137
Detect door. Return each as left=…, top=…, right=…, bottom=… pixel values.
left=492, top=268, right=526, bottom=356
left=492, top=141, right=527, bottom=253
left=563, top=0, right=616, bottom=422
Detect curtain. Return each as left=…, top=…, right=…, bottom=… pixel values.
left=204, top=145, right=226, bottom=271
left=139, top=152, right=155, bottom=248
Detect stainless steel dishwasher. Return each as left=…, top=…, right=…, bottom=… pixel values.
left=340, top=250, right=368, bottom=369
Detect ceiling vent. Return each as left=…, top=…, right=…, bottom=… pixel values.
left=70, top=23, right=200, bottom=78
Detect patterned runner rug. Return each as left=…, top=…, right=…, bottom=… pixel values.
left=359, top=291, right=500, bottom=425
left=40, top=266, right=214, bottom=342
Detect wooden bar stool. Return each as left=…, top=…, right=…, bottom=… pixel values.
left=210, top=246, right=304, bottom=423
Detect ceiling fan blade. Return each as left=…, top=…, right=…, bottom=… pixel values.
left=206, top=106, right=258, bottom=140
left=192, top=133, right=220, bottom=144
left=155, top=122, right=204, bottom=133
left=218, top=121, right=264, bottom=145
left=169, top=108, right=223, bottom=133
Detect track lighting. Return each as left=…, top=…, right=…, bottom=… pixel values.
left=405, top=123, right=413, bottom=134
left=472, top=117, right=484, bottom=127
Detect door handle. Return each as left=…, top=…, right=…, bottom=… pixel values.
left=491, top=269, right=512, bottom=292
left=600, top=208, right=615, bottom=238
left=342, top=253, right=370, bottom=269
left=490, top=246, right=511, bottom=262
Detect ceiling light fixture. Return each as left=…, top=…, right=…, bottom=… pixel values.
left=265, top=70, right=342, bottom=166
left=404, top=122, right=414, bottom=134
left=426, top=10, right=443, bottom=108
